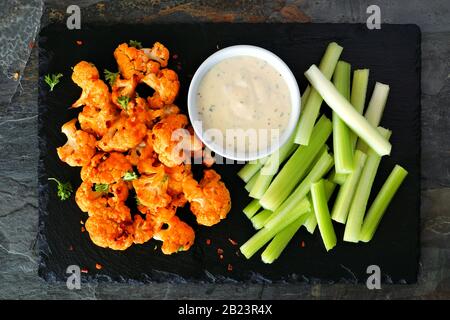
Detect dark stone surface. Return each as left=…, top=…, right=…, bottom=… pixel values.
left=0, top=0, right=449, bottom=299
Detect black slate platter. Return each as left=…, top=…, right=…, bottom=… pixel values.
left=38, top=23, right=420, bottom=283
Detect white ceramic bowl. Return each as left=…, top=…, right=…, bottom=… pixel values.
left=187, top=45, right=301, bottom=161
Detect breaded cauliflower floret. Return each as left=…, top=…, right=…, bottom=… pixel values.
left=153, top=215, right=195, bottom=255
left=85, top=214, right=134, bottom=251
left=81, top=152, right=132, bottom=184
left=57, top=119, right=96, bottom=167
left=141, top=69, right=180, bottom=105
left=183, top=169, right=231, bottom=227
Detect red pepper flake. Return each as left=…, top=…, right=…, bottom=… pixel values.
left=76, top=40, right=83, bottom=46
left=227, top=264, right=233, bottom=272
left=172, top=54, right=178, bottom=59
left=206, top=239, right=211, bottom=246
left=28, top=41, right=34, bottom=49
left=81, top=226, right=86, bottom=232
left=219, top=254, right=224, bottom=260
left=95, top=263, right=102, bottom=270
left=81, top=268, right=88, bottom=274
left=301, top=241, right=306, bottom=248
left=217, top=248, right=224, bottom=255
left=228, top=238, right=238, bottom=246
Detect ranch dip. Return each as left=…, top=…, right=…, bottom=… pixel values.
left=196, top=55, right=292, bottom=153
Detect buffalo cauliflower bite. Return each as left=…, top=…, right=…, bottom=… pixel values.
left=78, top=103, right=119, bottom=138
left=132, top=214, right=158, bottom=244
left=97, top=114, right=147, bottom=152
left=152, top=114, right=202, bottom=167
left=153, top=216, right=195, bottom=254
left=75, top=181, right=130, bottom=221
left=142, top=42, right=170, bottom=68
left=81, top=152, right=132, bottom=184
left=183, top=169, right=231, bottom=226
left=85, top=215, right=134, bottom=250
left=71, top=61, right=111, bottom=109
left=132, top=165, right=171, bottom=212
left=114, top=43, right=150, bottom=80
left=57, top=119, right=96, bottom=167
left=142, top=69, right=180, bottom=105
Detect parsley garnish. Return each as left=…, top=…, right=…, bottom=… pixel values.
left=123, top=171, right=138, bottom=181
left=44, top=73, right=63, bottom=91
left=48, top=178, right=72, bottom=201
left=129, top=40, right=142, bottom=49
left=94, top=183, right=109, bottom=193
left=104, top=69, right=118, bottom=86
left=117, top=95, right=130, bottom=110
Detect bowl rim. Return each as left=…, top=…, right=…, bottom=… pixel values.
left=187, top=45, right=301, bottom=162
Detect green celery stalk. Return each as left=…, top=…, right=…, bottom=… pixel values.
left=331, top=150, right=367, bottom=223
left=237, top=156, right=268, bottom=183
left=249, top=134, right=297, bottom=199
left=250, top=209, right=273, bottom=230
left=303, top=180, right=336, bottom=234
left=245, top=171, right=259, bottom=193
left=261, top=212, right=311, bottom=264
left=295, top=42, right=343, bottom=145
left=328, top=168, right=347, bottom=185
left=302, top=85, right=311, bottom=106
left=305, top=65, right=391, bottom=156
left=349, top=69, right=370, bottom=149
left=356, top=82, right=390, bottom=152
left=240, top=199, right=311, bottom=259
left=263, top=149, right=334, bottom=230
left=332, top=61, right=353, bottom=174
left=344, top=127, right=392, bottom=242
left=360, top=165, right=408, bottom=242
left=310, top=180, right=337, bottom=251
left=260, top=115, right=332, bottom=211
left=243, top=199, right=261, bottom=219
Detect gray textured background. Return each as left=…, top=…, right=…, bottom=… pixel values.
left=0, top=0, right=449, bottom=299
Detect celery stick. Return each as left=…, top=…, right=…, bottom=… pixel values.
left=344, top=127, right=392, bottom=242
left=349, top=69, right=370, bottom=149
left=360, top=165, right=408, bottom=242
left=311, top=180, right=337, bottom=251
left=332, top=61, right=353, bottom=174
left=305, top=65, right=391, bottom=156
left=331, top=150, right=367, bottom=223
left=302, top=85, right=311, bottom=106
left=303, top=180, right=336, bottom=233
left=263, top=149, right=334, bottom=230
left=328, top=168, right=347, bottom=185
left=240, top=199, right=311, bottom=259
left=261, top=212, right=311, bottom=264
left=260, top=115, right=332, bottom=211
left=245, top=171, right=259, bottom=193
left=249, top=134, right=297, bottom=199
left=251, top=209, right=273, bottom=230
left=356, top=82, right=390, bottom=152
left=243, top=199, right=261, bottom=219
left=237, top=157, right=268, bottom=183
left=295, top=42, right=343, bottom=145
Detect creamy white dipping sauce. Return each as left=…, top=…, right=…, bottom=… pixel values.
left=196, top=55, right=291, bottom=153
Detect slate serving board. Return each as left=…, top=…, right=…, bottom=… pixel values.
left=38, top=23, right=420, bottom=284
